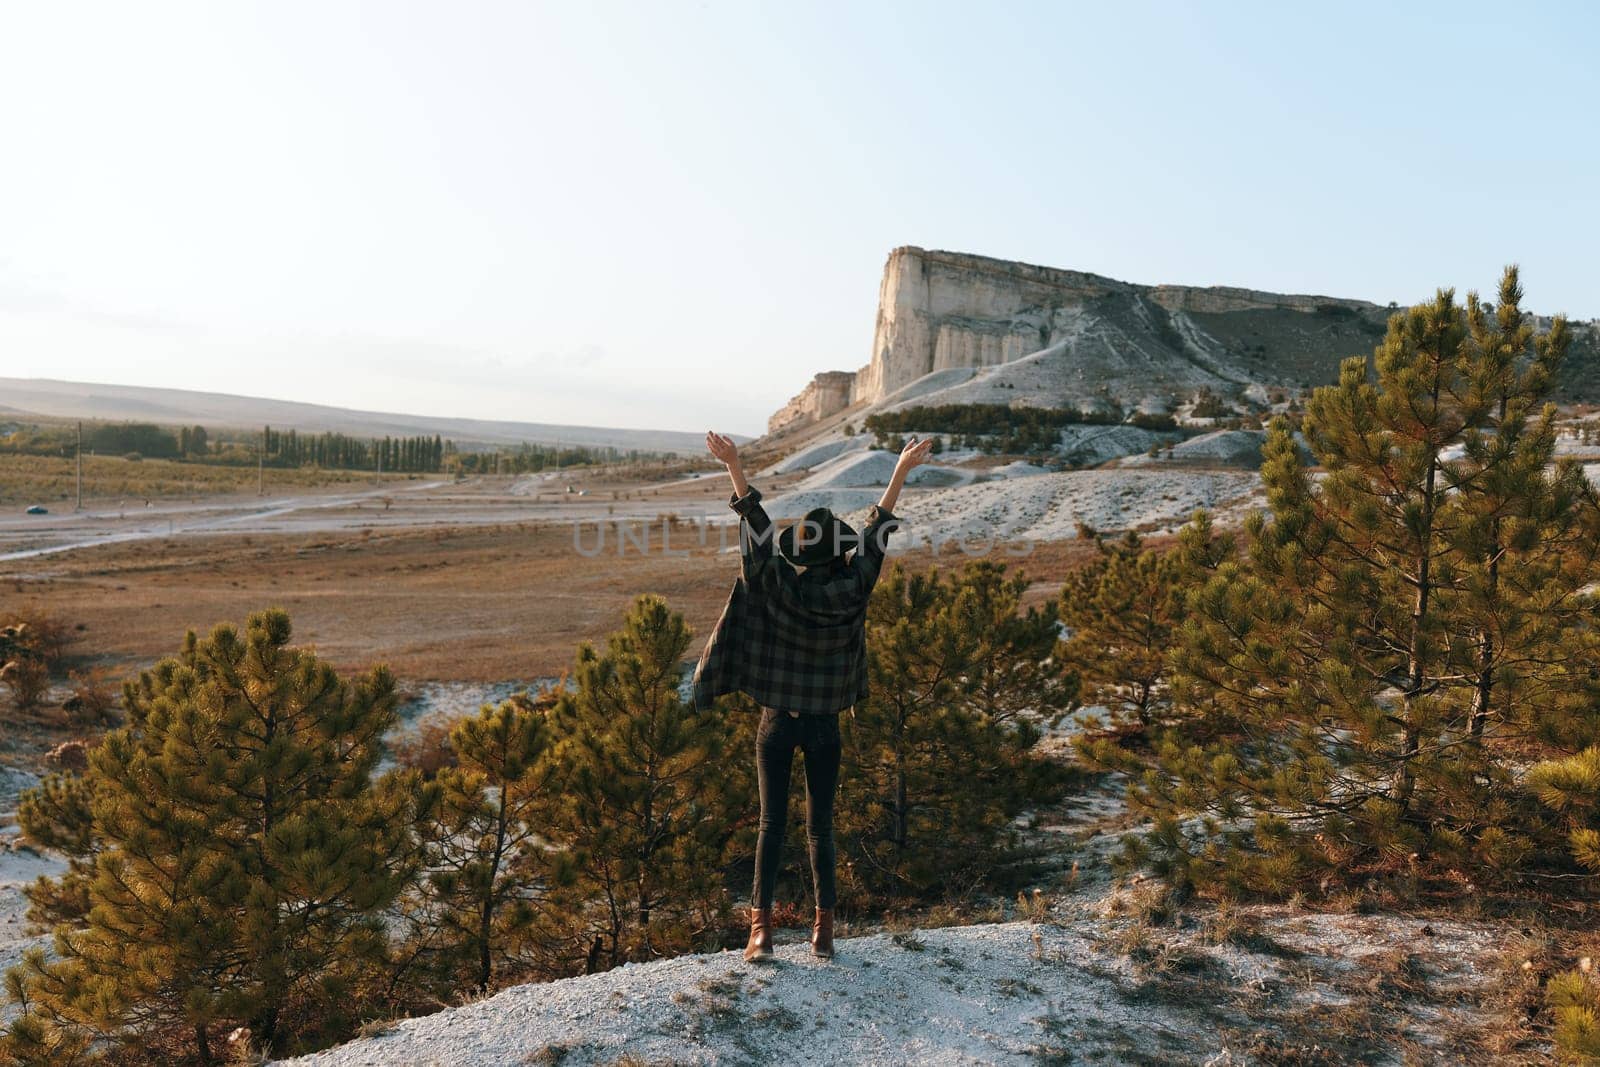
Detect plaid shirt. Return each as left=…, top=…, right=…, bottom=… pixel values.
left=691, top=485, right=902, bottom=715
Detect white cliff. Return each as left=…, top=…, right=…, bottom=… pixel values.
left=764, top=247, right=1390, bottom=435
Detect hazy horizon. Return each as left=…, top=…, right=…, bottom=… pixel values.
left=4, top=1, right=1597, bottom=437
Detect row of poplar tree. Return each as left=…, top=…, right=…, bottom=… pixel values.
left=0, top=560, right=1075, bottom=1064
left=261, top=426, right=448, bottom=472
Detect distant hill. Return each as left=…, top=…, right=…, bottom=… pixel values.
left=0, top=378, right=733, bottom=455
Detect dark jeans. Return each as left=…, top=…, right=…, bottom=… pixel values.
left=752, top=707, right=842, bottom=911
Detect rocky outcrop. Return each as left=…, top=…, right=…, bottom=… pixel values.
left=767, top=371, right=856, bottom=434
left=861, top=247, right=1387, bottom=403
left=864, top=248, right=1106, bottom=400
left=1146, top=283, right=1376, bottom=316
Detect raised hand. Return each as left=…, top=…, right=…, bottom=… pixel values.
left=706, top=431, right=749, bottom=496
left=878, top=435, right=934, bottom=514
left=706, top=430, right=740, bottom=468
left=896, top=435, right=935, bottom=471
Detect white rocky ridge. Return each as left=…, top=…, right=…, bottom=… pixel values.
left=757, top=434, right=877, bottom=477
left=754, top=468, right=1261, bottom=548
left=766, top=246, right=1396, bottom=435
left=1118, top=429, right=1267, bottom=468
left=877, top=469, right=1260, bottom=546
left=740, top=419, right=1263, bottom=545
left=794, top=450, right=972, bottom=492
left=1052, top=424, right=1174, bottom=466
left=989, top=460, right=1052, bottom=479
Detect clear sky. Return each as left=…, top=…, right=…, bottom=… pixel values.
left=2, top=1, right=1595, bottom=437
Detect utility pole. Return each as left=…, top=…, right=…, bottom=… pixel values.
left=75, top=421, right=83, bottom=510
left=257, top=432, right=265, bottom=495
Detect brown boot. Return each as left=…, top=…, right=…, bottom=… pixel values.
left=743, top=907, right=774, bottom=962
left=810, top=908, right=834, bottom=959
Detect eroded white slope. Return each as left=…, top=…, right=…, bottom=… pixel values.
left=277, top=921, right=1230, bottom=1066
left=759, top=468, right=1260, bottom=547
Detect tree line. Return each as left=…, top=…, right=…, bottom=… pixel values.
left=446, top=441, right=659, bottom=474
left=864, top=402, right=1180, bottom=455
left=0, top=421, right=667, bottom=475
left=261, top=426, right=447, bottom=472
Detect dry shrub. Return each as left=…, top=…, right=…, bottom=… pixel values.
left=64, top=668, right=121, bottom=726
left=1, top=655, right=51, bottom=710
left=0, top=607, right=74, bottom=668
left=1017, top=888, right=1053, bottom=923
left=392, top=714, right=461, bottom=778
left=45, top=739, right=90, bottom=774
left=0, top=607, right=76, bottom=711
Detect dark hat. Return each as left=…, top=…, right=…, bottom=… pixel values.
left=779, top=507, right=858, bottom=567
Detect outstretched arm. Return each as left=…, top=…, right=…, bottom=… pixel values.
left=851, top=437, right=929, bottom=595
left=877, top=435, right=934, bottom=514
left=706, top=431, right=749, bottom=498
left=708, top=430, right=781, bottom=582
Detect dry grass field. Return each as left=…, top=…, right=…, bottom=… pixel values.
left=5, top=515, right=1101, bottom=683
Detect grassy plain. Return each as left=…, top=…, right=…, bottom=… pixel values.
left=0, top=452, right=400, bottom=508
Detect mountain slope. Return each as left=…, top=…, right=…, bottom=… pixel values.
left=0, top=378, right=728, bottom=454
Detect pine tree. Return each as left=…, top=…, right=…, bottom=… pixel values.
left=954, top=559, right=1077, bottom=735
left=3, top=610, right=417, bottom=1063
left=1527, top=745, right=1600, bottom=876
left=1529, top=742, right=1600, bottom=1062
left=838, top=561, right=1072, bottom=900
left=1321, top=290, right=1467, bottom=812
left=15, top=772, right=96, bottom=926
left=393, top=693, right=559, bottom=996
left=538, top=595, right=743, bottom=970
left=1122, top=277, right=1600, bottom=898
left=1544, top=966, right=1600, bottom=1063
left=1059, top=518, right=1230, bottom=734
left=0, top=621, right=53, bottom=712
left=1447, top=269, right=1593, bottom=753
